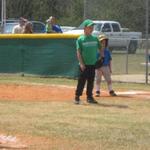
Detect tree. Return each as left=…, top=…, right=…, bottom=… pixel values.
left=3, top=0, right=147, bottom=33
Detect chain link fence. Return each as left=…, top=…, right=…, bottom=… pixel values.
left=110, top=38, right=150, bottom=84
left=0, top=0, right=149, bottom=84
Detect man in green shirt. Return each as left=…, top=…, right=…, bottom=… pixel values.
left=75, top=19, right=103, bottom=104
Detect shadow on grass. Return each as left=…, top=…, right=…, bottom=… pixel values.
left=82, top=102, right=129, bottom=109
left=97, top=102, right=129, bottom=109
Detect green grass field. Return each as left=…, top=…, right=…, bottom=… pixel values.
left=112, top=50, right=146, bottom=74
left=0, top=75, right=150, bottom=150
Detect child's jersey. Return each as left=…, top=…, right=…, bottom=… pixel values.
left=76, top=35, right=101, bottom=65
left=97, top=48, right=112, bottom=66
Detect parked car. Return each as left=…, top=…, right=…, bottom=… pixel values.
left=64, top=20, right=142, bottom=54
left=0, top=20, right=46, bottom=33
left=60, top=26, right=76, bottom=32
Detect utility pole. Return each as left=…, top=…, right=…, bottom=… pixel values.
left=1, top=0, right=6, bottom=33
left=145, top=0, right=149, bottom=84
left=83, top=0, right=88, bottom=20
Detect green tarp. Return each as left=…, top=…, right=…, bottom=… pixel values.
left=0, top=38, right=78, bottom=78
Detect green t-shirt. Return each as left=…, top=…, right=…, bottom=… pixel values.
left=46, top=23, right=52, bottom=33
left=76, top=35, right=101, bottom=65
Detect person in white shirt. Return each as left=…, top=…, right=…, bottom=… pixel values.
left=12, top=17, right=27, bottom=34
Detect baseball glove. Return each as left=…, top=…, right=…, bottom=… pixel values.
left=95, top=57, right=104, bottom=69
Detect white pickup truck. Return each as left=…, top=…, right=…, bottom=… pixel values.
left=64, top=20, right=142, bottom=54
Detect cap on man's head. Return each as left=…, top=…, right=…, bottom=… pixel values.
left=46, top=16, right=55, bottom=22
left=81, top=19, right=94, bottom=28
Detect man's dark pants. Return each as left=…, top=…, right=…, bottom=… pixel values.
left=75, top=65, right=95, bottom=98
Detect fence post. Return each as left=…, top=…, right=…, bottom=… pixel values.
left=1, top=0, right=6, bottom=33
left=145, top=0, right=149, bottom=84
left=125, top=39, right=129, bottom=74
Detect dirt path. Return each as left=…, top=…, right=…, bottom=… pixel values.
left=0, top=83, right=150, bottom=149
left=0, top=84, right=75, bottom=101
left=0, top=83, right=150, bottom=101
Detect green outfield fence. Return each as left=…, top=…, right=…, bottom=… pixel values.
left=0, top=34, right=79, bottom=78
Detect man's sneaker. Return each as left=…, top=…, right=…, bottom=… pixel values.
left=95, top=91, right=100, bottom=97
left=74, top=96, right=80, bottom=104
left=87, top=97, right=98, bottom=104
left=109, top=90, right=117, bottom=96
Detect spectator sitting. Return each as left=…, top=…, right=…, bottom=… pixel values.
left=46, top=16, right=63, bottom=33
left=22, top=22, right=33, bottom=33
left=12, top=17, right=27, bottom=34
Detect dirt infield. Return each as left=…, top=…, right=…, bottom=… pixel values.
left=0, top=84, right=75, bottom=101
left=0, top=83, right=150, bottom=102
left=0, top=83, right=150, bottom=149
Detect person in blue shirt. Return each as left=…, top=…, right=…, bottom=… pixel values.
left=95, top=34, right=117, bottom=97
left=46, top=16, right=63, bottom=33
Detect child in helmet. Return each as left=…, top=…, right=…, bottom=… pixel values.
left=95, top=34, right=117, bottom=97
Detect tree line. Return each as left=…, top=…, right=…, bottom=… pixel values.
left=0, top=0, right=148, bottom=33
